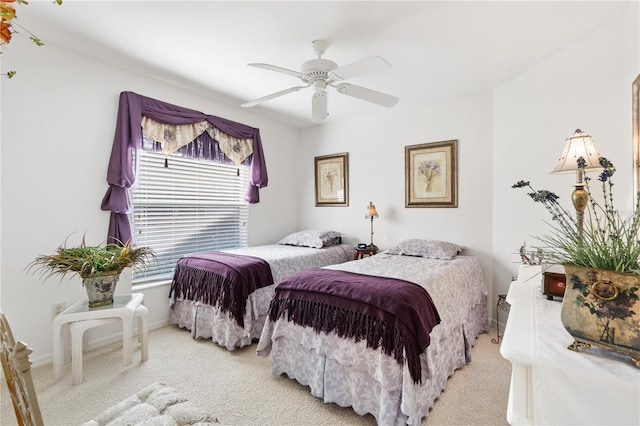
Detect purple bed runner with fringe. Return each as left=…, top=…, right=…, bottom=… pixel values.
left=170, top=251, right=274, bottom=328
left=268, top=268, right=441, bottom=384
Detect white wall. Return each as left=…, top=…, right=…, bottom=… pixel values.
left=297, top=92, right=495, bottom=297
left=1, top=2, right=638, bottom=366
left=493, top=2, right=639, bottom=297
left=1, top=37, right=302, bottom=364
left=297, top=1, right=639, bottom=328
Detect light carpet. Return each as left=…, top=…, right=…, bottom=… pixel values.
left=1, top=326, right=511, bottom=425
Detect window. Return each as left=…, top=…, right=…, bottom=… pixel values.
left=132, top=148, right=249, bottom=284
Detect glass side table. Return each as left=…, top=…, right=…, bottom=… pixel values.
left=52, top=293, right=148, bottom=385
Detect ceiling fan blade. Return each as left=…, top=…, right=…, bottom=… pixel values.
left=241, top=85, right=308, bottom=107
left=330, top=56, right=391, bottom=81
left=336, top=83, right=399, bottom=108
left=248, top=63, right=304, bottom=79
left=312, top=91, right=328, bottom=122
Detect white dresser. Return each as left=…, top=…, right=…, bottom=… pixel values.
left=500, top=265, right=640, bottom=425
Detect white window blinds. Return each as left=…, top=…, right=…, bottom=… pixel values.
left=132, top=149, right=249, bottom=284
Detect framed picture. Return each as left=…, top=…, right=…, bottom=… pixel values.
left=405, top=140, right=458, bottom=208
left=633, top=73, right=639, bottom=194
left=315, top=152, right=349, bottom=207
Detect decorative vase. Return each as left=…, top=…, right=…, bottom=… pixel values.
left=561, top=264, right=640, bottom=367
left=82, top=271, right=120, bottom=307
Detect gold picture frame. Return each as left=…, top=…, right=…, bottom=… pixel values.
left=405, top=140, right=458, bottom=208
left=315, top=152, right=349, bottom=207
left=633, top=74, right=639, bottom=194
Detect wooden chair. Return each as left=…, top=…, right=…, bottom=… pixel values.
left=1, top=311, right=217, bottom=425
left=1, top=312, right=43, bottom=426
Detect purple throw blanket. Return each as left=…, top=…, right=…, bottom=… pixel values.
left=268, top=268, right=441, bottom=384
left=170, top=251, right=274, bottom=328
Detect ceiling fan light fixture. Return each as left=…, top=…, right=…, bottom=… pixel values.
left=312, top=90, right=328, bottom=122
left=242, top=40, right=399, bottom=121
left=313, top=79, right=327, bottom=92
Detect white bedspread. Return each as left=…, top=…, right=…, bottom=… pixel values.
left=170, top=243, right=355, bottom=350
left=257, top=253, right=488, bottom=425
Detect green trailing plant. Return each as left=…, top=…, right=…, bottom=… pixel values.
left=28, top=235, right=156, bottom=281
left=513, top=156, right=640, bottom=274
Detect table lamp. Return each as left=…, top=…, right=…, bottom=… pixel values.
left=365, top=201, right=379, bottom=250
left=550, top=129, right=602, bottom=233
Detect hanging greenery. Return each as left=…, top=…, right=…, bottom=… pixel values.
left=1, top=0, right=62, bottom=78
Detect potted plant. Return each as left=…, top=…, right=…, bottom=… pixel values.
left=513, top=156, right=640, bottom=366
left=28, top=235, right=155, bottom=307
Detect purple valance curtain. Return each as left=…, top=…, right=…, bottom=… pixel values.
left=100, top=91, right=268, bottom=245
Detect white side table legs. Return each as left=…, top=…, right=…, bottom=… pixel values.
left=136, top=304, right=149, bottom=362
left=69, top=318, right=119, bottom=385
left=53, top=293, right=148, bottom=385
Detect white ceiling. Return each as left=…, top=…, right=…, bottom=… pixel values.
left=18, top=1, right=631, bottom=128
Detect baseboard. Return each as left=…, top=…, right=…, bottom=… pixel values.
left=30, top=319, right=171, bottom=369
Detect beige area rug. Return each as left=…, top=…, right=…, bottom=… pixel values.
left=1, top=326, right=511, bottom=425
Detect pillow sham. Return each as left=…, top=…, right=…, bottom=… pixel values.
left=387, top=239, right=463, bottom=260
left=277, top=229, right=342, bottom=249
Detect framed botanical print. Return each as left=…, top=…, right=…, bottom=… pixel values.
left=315, top=152, right=349, bottom=207
left=405, top=140, right=458, bottom=208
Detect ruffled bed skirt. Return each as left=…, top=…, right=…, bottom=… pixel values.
left=171, top=285, right=276, bottom=351
left=257, top=298, right=487, bottom=425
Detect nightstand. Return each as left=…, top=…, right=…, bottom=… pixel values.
left=355, top=247, right=378, bottom=260
left=491, top=293, right=510, bottom=344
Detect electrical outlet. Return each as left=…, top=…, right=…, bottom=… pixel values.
left=52, top=302, right=65, bottom=319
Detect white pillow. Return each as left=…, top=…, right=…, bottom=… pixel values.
left=277, top=230, right=342, bottom=249
left=387, top=239, right=463, bottom=260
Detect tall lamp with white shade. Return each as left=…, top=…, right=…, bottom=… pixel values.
left=550, top=129, right=602, bottom=234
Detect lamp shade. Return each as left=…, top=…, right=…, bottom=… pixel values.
left=550, top=129, right=602, bottom=174
left=365, top=201, right=378, bottom=219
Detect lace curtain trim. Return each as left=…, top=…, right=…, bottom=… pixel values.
left=141, top=117, right=253, bottom=165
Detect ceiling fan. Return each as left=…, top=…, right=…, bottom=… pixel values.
left=241, top=40, right=399, bottom=122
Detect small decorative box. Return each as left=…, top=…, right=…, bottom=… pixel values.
left=543, top=271, right=567, bottom=300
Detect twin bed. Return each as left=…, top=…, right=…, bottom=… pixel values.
left=169, top=235, right=488, bottom=425
left=169, top=230, right=356, bottom=350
